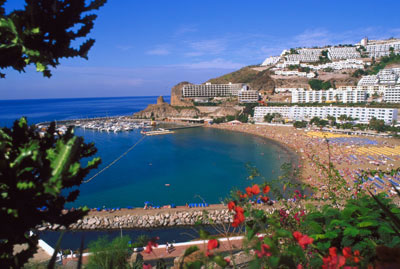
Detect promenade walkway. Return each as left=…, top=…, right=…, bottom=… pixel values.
left=61, top=237, right=244, bottom=266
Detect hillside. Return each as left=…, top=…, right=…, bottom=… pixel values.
left=207, top=66, right=276, bottom=94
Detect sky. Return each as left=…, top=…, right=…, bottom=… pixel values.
left=1, top=0, right=400, bottom=100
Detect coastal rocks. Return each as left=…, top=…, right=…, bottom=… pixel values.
left=133, top=95, right=200, bottom=119
left=170, top=82, right=194, bottom=107
left=36, top=209, right=235, bottom=231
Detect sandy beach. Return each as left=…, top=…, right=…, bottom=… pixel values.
left=208, top=123, right=400, bottom=197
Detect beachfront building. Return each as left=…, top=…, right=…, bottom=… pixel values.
left=291, top=89, right=367, bottom=103
left=238, top=89, right=259, bottom=103
left=261, top=56, right=281, bottom=66
left=182, top=82, right=245, bottom=98
left=254, top=106, right=398, bottom=124
left=328, top=47, right=360, bottom=60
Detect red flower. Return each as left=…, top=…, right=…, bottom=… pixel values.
left=322, top=247, right=346, bottom=269
left=207, top=239, right=219, bottom=250
left=240, top=193, right=248, bottom=199
left=246, top=184, right=260, bottom=196
left=245, top=187, right=252, bottom=196
left=353, top=250, right=361, bottom=263
left=293, top=231, right=302, bottom=241
left=232, top=206, right=245, bottom=227
left=251, top=184, right=260, bottom=195
left=228, top=201, right=236, bottom=211
left=297, top=264, right=304, bottom=269
left=255, top=244, right=271, bottom=258
left=293, top=231, right=313, bottom=249
left=343, top=247, right=352, bottom=259
left=224, top=258, right=231, bottom=264
left=263, top=185, right=270, bottom=193
left=143, top=264, right=152, bottom=269
left=144, top=237, right=159, bottom=254
left=329, top=247, right=337, bottom=257
left=261, top=196, right=269, bottom=203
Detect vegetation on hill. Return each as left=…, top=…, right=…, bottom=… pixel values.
left=207, top=66, right=275, bottom=93
left=308, top=79, right=333, bottom=90
left=369, top=53, right=400, bottom=74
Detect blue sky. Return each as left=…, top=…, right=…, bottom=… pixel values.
left=1, top=0, right=400, bottom=100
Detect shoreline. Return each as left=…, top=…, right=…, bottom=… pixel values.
left=207, top=122, right=400, bottom=196
left=207, top=123, right=306, bottom=183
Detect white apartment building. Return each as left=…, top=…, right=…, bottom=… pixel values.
left=274, top=70, right=315, bottom=78
left=299, top=59, right=364, bottom=71
left=328, top=47, right=360, bottom=60
left=377, top=69, right=399, bottom=85
left=286, top=48, right=323, bottom=63
left=238, top=90, right=259, bottom=103
left=254, top=106, right=398, bottom=124
left=276, top=60, right=300, bottom=68
left=358, top=75, right=379, bottom=86
left=292, top=89, right=367, bottom=104
left=383, top=85, right=400, bottom=103
left=366, top=41, right=400, bottom=58
left=261, top=56, right=281, bottom=66
left=182, top=83, right=245, bottom=98
left=275, top=87, right=306, bottom=93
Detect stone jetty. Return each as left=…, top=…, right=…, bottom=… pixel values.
left=37, top=208, right=235, bottom=231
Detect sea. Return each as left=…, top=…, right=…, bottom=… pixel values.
left=0, top=96, right=295, bottom=248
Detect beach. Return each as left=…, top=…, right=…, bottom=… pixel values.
left=208, top=123, right=400, bottom=197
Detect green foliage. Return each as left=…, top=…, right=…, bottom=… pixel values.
left=293, top=121, right=307, bottom=128
left=131, top=235, right=150, bottom=248
left=308, top=79, right=332, bottom=90
left=0, top=0, right=107, bottom=78
left=0, top=118, right=100, bottom=267
left=369, top=117, right=386, bottom=132
left=86, top=236, right=132, bottom=269
left=368, top=53, right=400, bottom=75
left=301, top=194, right=400, bottom=265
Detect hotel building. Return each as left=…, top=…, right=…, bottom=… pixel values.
left=254, top=106, right=398, bottom=124
left=182, top=83, right=245, bottom=98
left=291, top=89, right=367, bottom=103
left=238, top=90, right=259, bottom=103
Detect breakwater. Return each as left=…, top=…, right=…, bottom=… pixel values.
left=36, top=209, right=234, bottom=231
left=36, top=201, right=310, bottom=231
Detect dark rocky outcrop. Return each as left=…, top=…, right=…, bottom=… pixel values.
left=170, top=81, right=194, bottom=107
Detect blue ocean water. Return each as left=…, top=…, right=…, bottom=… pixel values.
left=0, top=97, right=294, bottom=208
left=0, top=96, right=166, bottom=127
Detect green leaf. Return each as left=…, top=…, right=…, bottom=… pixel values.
left=343, top=226, right=359, bottom=237
left=213, top=255, right=228, bottom=267
left=358, top=221, right=378, bottom=228
left=276, top=229, right=292, bottom=238
left=246, top=226, right=255, bottom=241
left=183, top=246, right=199, bottom=257
left=36, top=62, right=46, bottom=72
left=199, top=229, right=210, bottom=240
left=268, top=256, right=280, bottom=268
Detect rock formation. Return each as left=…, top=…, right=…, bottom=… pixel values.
left=170, top=81, right=194, bottom=107
left=133, top=95, right=200, bottom=119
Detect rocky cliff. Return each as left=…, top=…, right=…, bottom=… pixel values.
left=133, top=95, right=200, bottom=119
left=170, top=81, right=194, bottom=107
left=207, top=66, right=276, bottom=94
